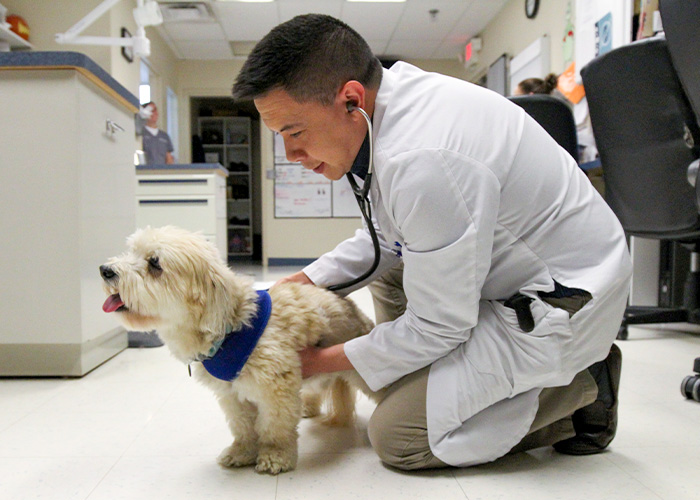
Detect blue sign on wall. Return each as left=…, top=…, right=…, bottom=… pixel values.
left=595, top=12, right=613, bottom=56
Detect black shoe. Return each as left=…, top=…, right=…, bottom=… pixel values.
left=553, top=343, right=621, bottom=455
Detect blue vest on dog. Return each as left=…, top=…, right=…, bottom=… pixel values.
left=201, top=290, right=272, bottom=381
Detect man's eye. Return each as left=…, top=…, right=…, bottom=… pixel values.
left=290, top=131, right=302, bottom=138
left=147, top=256, right=162, bottom=271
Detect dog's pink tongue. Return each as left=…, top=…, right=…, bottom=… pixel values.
left=102, top=294, right=124, bottom=313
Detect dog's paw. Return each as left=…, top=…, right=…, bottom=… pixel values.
left=254, top=447, right=297, bottom=475
left=217, top=443, right=257, bottom=468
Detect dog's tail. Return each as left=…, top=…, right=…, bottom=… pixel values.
left=322, top=377, right=356, bottom=427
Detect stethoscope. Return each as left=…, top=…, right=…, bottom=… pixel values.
left=327, top=104, right=381, bottom=292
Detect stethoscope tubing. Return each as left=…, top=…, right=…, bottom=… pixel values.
left=327, top=106, right=381, bottom=292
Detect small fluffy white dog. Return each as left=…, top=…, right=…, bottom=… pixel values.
left=100, top=226, right=378, bottom=474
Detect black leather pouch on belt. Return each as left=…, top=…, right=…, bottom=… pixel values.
left=504, top=293, right=535, bottom=332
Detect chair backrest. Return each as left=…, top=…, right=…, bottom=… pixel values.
left=508, top=94, right=578, bottom=160
left=580, top=37, right=700, bottom=239
left=660, top=0, right=700, bottom=119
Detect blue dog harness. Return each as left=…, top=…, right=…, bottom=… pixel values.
left=199, top=290, right=272, bottom=381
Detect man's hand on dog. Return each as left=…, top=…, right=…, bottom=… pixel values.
left=274, top=270, right=314, bottom=287
left=299, top=344, right=354, bottom=378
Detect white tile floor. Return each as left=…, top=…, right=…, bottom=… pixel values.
left=2, top=265, right=700, bottom=500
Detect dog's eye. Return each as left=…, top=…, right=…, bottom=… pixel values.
left=147, top=256, right=162, bottom=272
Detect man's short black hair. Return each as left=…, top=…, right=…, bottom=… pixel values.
left=232, top=14, right=382, bottom=105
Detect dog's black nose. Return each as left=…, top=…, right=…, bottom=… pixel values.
left=100, top=265, right=116, bottom=281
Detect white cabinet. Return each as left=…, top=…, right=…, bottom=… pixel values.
left=199, top=117, right=253, bottom=257
left=0, top=56, right=137, bottom=376
left=135, top=166, right=228, bottom=259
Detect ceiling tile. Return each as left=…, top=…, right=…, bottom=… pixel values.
left=447, top=0, right=509, bottom=39
left=433, top=38, right=469, bottom=60
left=392, top=0, right=472, bottom=41
left=277, top=0, right=344, bottom=22
left=163, top=22, right=226, bottom=41
left=384, top=38, right=441, bottom=59
left=176, top=40, right=234, bottom=59
left=212, top=1, right=281, bottom=41
left=340, top=2, right=406, bottom=41
left=154, top=0, right=511, bottom=61
left=365, top=39, right=390, bottom=56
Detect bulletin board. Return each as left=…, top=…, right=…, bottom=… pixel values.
left=273, top=134, right=360, bottom=218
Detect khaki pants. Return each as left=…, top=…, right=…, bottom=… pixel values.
left=366, top=262, right=598, bottom=470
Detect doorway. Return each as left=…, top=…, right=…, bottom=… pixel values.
left=191, top=97, right=262, bottom=262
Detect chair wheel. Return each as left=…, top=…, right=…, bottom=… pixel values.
left=681, top=375, right=700, bottom=402
left=616, top=325, right=629, bottom=341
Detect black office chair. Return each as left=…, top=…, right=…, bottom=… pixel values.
left=580, top=36, right=700, bottom=342
left=509, top=94, right=579, bottom=161
left=660, top=0, right=700, bottom=401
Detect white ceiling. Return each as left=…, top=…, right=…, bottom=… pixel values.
left=155, top=0, right=510, bottom=61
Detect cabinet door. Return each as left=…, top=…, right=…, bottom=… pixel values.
left=76, top=74, right=136, bottom=344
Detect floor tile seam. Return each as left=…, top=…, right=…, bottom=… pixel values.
left=0, top=453, right=124, bottom=459
left=83, top=455, right=123, bottom=500
left=618, top=398, right=700, bottom=420
left=78, top=388, right=183, bottom=500
left=606, top=444, right=700, bottom=449
left=450, top=469, right=472, bottom=500
left=599, top=454, right=670, bottom=500
left=117, top=381, right=183, bottom=457
left=0, top=411, right=32, bottom=436
left=5, top=380, right=76, bottom=416
left=296, top=449, right=376, bottom=456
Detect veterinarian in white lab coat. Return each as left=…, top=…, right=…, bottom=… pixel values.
left=234, top=14, right=632, bottom=469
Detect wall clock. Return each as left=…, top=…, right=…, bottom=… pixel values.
left=526, top=0, right=540, bottom=19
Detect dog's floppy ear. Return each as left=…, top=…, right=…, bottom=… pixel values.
left=187, top=244, right=240, bottom=333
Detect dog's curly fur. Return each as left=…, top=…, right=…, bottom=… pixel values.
left=100, top=226, right=379, bottom=474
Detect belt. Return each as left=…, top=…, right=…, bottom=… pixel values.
left=504, top=293, right=535, bottom=332
left=504, top=282, right=590, bottom=333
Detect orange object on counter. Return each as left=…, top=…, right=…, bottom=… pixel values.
left=557, top=62, right=585, bottom=105
left=7, top=15, right=30, bottom=41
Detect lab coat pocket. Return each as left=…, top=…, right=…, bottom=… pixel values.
left=491, top=298, right=573, bottom=396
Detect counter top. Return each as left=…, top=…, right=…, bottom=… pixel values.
left=136, top=163, right=229, bottom=176
left=0, top=51, right=139, bottom=112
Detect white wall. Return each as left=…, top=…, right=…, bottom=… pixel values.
left=575, top=0, right=633, bottom=78
left=3, top=0, right=112, bottom=71
left=474, top=0, right=571, bottom=82
left=3, top=0, right=177, bottom=122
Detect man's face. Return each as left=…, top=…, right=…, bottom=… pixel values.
left=255, top=88, right=362, bottom=181
left=146, top=105, right=159, bottom=127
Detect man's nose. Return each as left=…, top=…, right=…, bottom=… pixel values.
left=285, top=145, right=306, bottom=163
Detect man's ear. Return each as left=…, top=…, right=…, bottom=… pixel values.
left=337, top=80, right=366, bottom=112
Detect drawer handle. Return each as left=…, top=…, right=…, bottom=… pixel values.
left=139, top=199, right=209, bottom=205
left=138, top=179, right=208, bottom=185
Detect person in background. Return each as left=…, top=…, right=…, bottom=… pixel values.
left=141, top=102, right=174, bottom=165
left=514, top=73, right=561, bottom=96
left=233, top=14, right=631, bottom=471
left=514, top=74, right=600, bottom=171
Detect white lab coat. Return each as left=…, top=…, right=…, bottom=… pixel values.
left=304, top=62, right=632, bottom=467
